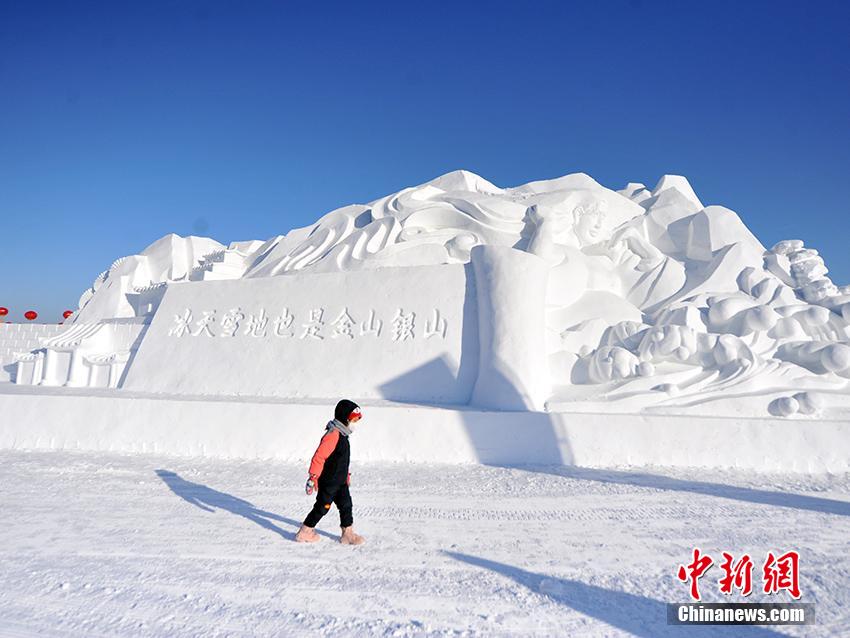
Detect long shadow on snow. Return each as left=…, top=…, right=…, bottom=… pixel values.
left=446, top=551, right=787, bottom=637
left=155, top=469, right=337, bottom=541
left=458, top=408, right=850, bottom=517
left=533, top=464, right=850, bottom=517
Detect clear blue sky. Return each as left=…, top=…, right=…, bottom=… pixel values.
left=1, top=1, right=849, bottom=322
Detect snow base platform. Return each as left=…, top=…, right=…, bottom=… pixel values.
left=1, top=383, right=848, bottom=473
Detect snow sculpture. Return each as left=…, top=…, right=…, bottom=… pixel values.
left=469, top=245, right=549, bottom=410
left=119, top=264, right=482, bottom=404
left=34, top=322, right=143, bottom=388
left=769, top=391, right=824, bottom=417
left=82, top=351, right=130, bottom=388
left=766, top=239, right=850, bottom=315
left=13, top=351, right=44, bottom=385
left=75, top=234, right=226, bottom=323
left=15, top=170, right=849, bottom=417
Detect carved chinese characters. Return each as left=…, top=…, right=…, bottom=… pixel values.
left=168, top=306, right=448, bottom=341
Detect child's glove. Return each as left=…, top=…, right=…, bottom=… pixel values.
left=305, top=475, right=318, bottom=496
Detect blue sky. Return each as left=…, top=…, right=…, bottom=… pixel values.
left=1, top=1, right=849, bottom=322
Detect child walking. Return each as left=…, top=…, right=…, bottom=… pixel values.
left=295, top=399, right=366, bottom=545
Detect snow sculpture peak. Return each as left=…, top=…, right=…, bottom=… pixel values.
left=423, top=169, right=503, bottom=194
left=510, top=172, right=602, bottom=195
left=651, top=174, right=703, bottom=209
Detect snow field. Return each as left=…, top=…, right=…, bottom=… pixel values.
left=1, top=450, right=849, bottom=636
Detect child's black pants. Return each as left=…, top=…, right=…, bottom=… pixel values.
left=304, top=484, right=353, bottom=528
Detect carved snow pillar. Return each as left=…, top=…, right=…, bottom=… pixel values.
left=41, top=349, right=58, bottom=385
left=469, top=245, right=550, bottom=411
left=65, top=349, right=86, bottom=387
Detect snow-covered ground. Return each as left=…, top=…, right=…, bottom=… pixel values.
left=1, top=450, right=849, bottom=637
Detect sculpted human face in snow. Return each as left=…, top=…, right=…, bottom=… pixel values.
left=573, top=201, right=607, bottom=246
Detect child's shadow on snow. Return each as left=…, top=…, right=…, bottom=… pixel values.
left=155, top=469, right=336, bottom=541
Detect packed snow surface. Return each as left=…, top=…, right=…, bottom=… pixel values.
left=1, top=450, right=849, bottom=637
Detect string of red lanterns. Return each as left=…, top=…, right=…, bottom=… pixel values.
left=0, top=308, right=75, bottom=323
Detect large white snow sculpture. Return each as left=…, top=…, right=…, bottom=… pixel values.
left=73, top=234, right=225, bottom=323
left=20, top=170, right=850, bottom=416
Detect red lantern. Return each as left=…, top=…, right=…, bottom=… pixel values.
left=24, top=310, right=38, bottom=321
left=0, top=307, right=8, bottom=316
left=63, top=310, right=73, bottom=319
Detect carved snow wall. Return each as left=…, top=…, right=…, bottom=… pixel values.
left=122, top=249, right=551, bottom=409
left=0, top=324, right=66, bottom=382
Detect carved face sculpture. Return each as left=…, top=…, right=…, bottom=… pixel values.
left=572, top=201, right=607, bottom=246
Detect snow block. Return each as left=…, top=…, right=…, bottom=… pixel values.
left=122, top=263, right=480, bottom=405
left=1, top=386, right=848, bottom=472
left=469, top=246, right=550, bottom=411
